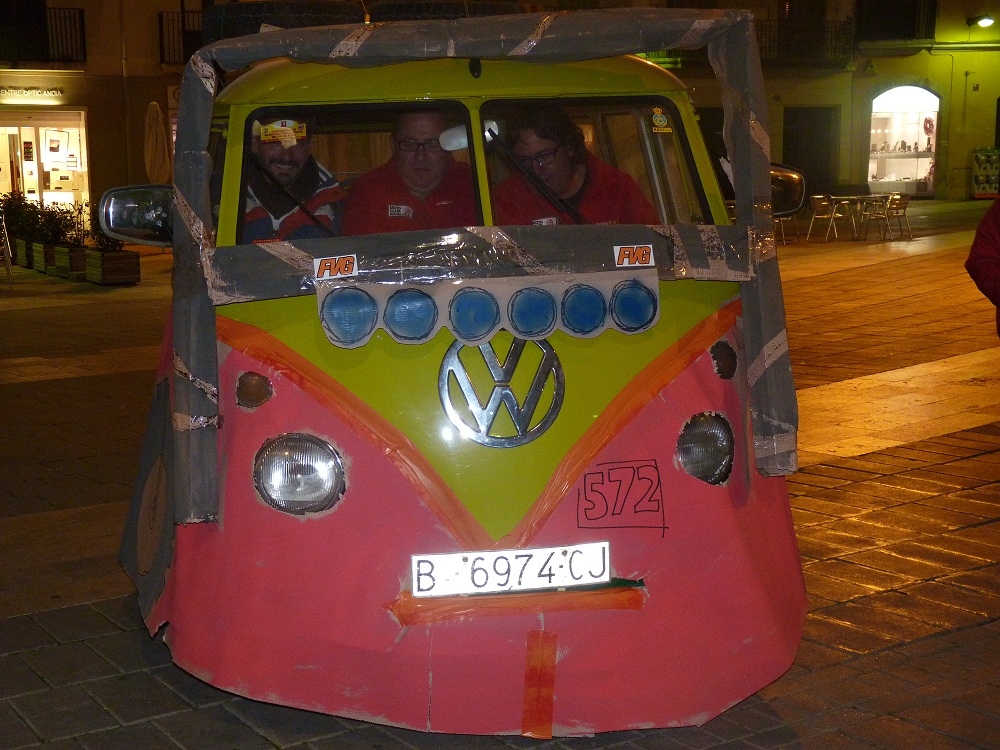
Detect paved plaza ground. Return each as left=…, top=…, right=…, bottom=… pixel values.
left=1, top=199, right=999, bottom=748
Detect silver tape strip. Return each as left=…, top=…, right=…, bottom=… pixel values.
left=191, top=53, right=217, bottom=96
left=754, top=229, right=775, bottom=266
left=174, top=187, right=207, bottom=248
left=464, top=226, right=546, bottom=275
left=330, top=25, right=380, bottom=58
left=173, top=352, right=219, bottom=403
left=698, top=225, right=729, bottom=279
left=746, top=329, right=789, bottom=387
left=510, top=13, right=561, bottom=56
left=749, top=115, right=771, bottom=162
left=259, top=240, right=316, bottom=274
left=753, top=430, right=797, bottom=458
left=671, top=18, right=718, bottom=49
left=173, top=413, right=220, bottom=431
left=650, top=225, right=690, bottom=278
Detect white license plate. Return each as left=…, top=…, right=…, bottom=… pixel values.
left=411, top=541, right=610, bottom=598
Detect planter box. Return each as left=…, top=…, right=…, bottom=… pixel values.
left=85, top=249, right=141, bottom=285
left=53, top=244, right=87, bottom=281
left=14, top=239, right=32, bottom=269
left=31, top=242, right=55, bottom=274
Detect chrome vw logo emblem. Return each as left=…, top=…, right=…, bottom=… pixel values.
left=439, top=338, right=565, bottom=448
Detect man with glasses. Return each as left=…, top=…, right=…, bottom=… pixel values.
left=342, top=110, right=478, bottom=235
left=494, top=107, right=659, bottom=226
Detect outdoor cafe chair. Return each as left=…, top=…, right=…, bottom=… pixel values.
left=884, top=194, right=913, bottom=240
left=806, top=195, right=854, bottom=241
left=862, top=193, right=912, bottom=240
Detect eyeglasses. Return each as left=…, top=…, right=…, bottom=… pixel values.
left=396, top=138, right=442, bottom=153
left=516, top=144, right=562, bottom=169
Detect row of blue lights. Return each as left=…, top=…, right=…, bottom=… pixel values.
left=319, top=280, right=658, bottom=346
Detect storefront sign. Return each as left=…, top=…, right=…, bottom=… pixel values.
left=0, top=86, right=64, bottom=104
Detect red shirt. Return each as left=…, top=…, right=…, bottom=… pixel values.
left=966, top=198, right=1000, bottom=336
left=493, top=153, right=660, bottom=226
left=342, top=159, right=478, bottom=235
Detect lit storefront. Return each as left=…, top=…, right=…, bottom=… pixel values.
left=868, top=85, right=939, bottom=197
left=0, top=86, right=90, bottom=206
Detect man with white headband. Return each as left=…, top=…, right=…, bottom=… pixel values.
left=243, top=116, right=345, bottom=242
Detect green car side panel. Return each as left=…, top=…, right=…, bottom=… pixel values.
left=218, top=279, right=738, bottom=539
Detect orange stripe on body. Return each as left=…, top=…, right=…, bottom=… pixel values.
left=502, top=298, right=742, bottom=547
left=215, top=316, right=494, bottom=551
left=522, top=630, right=558, bottom=739
left=386, top=585, right=645, bottom=627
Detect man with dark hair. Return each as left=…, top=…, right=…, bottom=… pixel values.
left=342, top=110, right=478, bottom=235
left=243, top=116, right=345, bottom=242
left=493, top=107, right=659, bottom=226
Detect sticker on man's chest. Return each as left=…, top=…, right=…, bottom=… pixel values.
left=533, top=217, right=558, bottom=226
left=389, top=205, right=414, bottom=218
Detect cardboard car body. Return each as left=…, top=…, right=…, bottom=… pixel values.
left=108, top=9, right=806, bottom=738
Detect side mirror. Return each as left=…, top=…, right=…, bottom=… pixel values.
left=99, top=185, right=173, bottom=246
left=439, top=120, right=499, bottom=152
left=770, top=164, right=805, bottom=217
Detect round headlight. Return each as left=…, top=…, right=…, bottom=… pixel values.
left=676, top=412, right=735, bottom=485
left=253, top=434, right=345, bottom=514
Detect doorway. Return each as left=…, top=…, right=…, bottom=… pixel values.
left=783, top=107, right=839, bottom=195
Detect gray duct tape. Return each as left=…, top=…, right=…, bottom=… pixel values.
left=510, top=13, right=562, bottom=56
left=330, top=25, right=381, bottom=58
left=698, top=225, right=730, bottom=279
left=753, top=430, right=797, bottom=460
left=652, top=225, right=689, bottom=278
left=172, top=413, right=221, bottom=431
left=746, top=328, right=788, bottom=387
left=173, top=352, right=219, bottom=404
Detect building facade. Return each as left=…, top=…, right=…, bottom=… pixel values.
left=1, top=0, right=997, bottom=205
left=0, top=0, right=198, bottom=205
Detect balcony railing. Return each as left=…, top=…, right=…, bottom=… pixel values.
left=48, top=8, right=87, bottom=63
left=0, top=7, right=86, bottom=64
left=756, top=19, right=854, bottom=67
left=159, top=12, right=204, bottom=65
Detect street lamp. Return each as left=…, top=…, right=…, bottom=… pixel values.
left=968, top=14, right=995, bottom=27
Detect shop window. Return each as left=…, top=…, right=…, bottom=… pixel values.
left=868, top=86, right=938, bottom=197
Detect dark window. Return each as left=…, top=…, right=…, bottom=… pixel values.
left=856, top=0, right=937, bottom=41
left=0, top=0, right=50, bottom=61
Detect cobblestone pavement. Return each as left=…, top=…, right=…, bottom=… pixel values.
left=2, top=201, right=999, bottom=748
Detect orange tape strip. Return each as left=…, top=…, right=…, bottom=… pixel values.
left=522, top=630, right=558, bottom=739
left=387, top=585, right=644, bottom=627
left=503, top=298, right=742, bottom=547
left=215, top=316, right=493, bottom=550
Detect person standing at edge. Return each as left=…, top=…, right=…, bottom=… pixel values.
left=966, top=199, right=1000, bottom=337
left=342, top=110, right=478, bottom=235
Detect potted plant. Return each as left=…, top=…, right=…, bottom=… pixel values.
left=86, top=204, right=140, bottom=285
left=0, top=192, right=42, bottom=269
left=34, top=203, right=75, bottom=274
left=52, top=201, right=89, bottom=281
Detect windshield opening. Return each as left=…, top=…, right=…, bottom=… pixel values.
left=482, top=97, right=710, bottom=227
left=237, top=102, right=480, bottom=245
